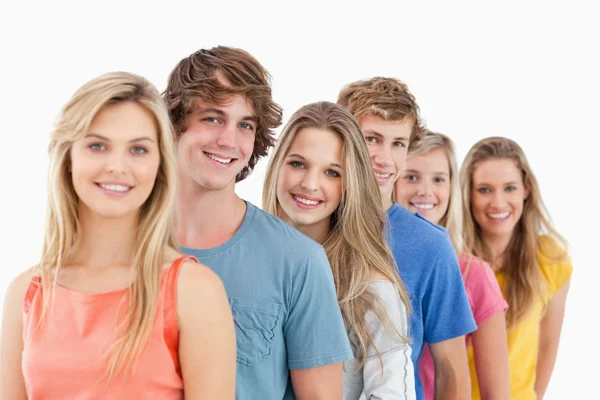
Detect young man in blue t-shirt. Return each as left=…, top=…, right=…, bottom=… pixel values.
left=165, top=46, right=353, bottom=399
left=338, top=77, right=477, bottom=399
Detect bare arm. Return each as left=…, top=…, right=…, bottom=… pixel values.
left=471, top=312, right=510, bottom=400
left=178, top=261, right=236, bottom=399
left=534, top=278, right=571, bottom=399
left=0, top=270, right=32, bottom=399
left=429, top=336, right=471, bottom=400
left=290, top=363, right=344, bottom=400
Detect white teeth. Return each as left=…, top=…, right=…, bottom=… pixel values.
left=413, top=203, right=435, bottom=210
left=99, top=184, right=130, bottom=192
left=374, top=172, right=392, bottom=179
left=206, top=152, right=233, bottom=164
left=293, top=195, right=320, bottom=206
left=488, top=212, right=510, bottom=219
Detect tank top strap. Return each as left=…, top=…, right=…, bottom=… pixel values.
left=163, top=255, right=198, bottom=374
left=23, top=276, right=42, bottom=316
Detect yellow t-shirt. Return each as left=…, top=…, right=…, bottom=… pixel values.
left=467, top=236, right=573, bottom=400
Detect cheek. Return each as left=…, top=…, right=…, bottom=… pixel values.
left=396, top=184, right=416, bottom=202
left=241, top=134, right=255, bottom=156
left=276, top=168, right=295, bottom=197
left=326, top=180, right=343, bottom=206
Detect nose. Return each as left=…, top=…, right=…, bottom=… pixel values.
left=372, top=146, right=393, bottom=167
left=216, top=123, right=236, bottom=149
left=300, top=169, right=320, bottom=192
left=417, top=180, right=432, bottom=196
left=490, top=191, right=506, bottom=208
left=106, top=151, right=129, bottom=175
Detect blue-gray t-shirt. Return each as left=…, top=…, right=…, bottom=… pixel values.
left=386, top=203, right=476, bottom=399
left=181, top=201, right=353, bottom=400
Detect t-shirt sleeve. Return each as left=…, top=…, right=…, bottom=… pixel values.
left=463, top=257, right=508, bottom=327
left=284, top=246, right=353, bottom=370
left=423, top=235, right=477, bottom=344
left=538, top=236, right=573, bottom=297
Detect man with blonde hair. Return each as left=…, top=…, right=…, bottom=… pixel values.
left=338, top=77, right=476, bottom=400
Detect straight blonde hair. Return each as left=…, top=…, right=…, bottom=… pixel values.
left=263, top=101, right=411, bottom=371
left=37, top=71, right=178, bottom=380
left=460, top=136, right=569, bottom=328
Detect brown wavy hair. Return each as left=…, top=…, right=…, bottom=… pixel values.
left=460, top=136, right=569, bottom=328
left=263, top=101, right=411, bottom=372
left=163, top=46, right=283, bottom=181
left=337, top=76, right=425, bottom=149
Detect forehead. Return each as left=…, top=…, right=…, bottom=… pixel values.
left=473, top=158, right=522, bottom=183
left=287, top=128, right=343, bottom=162
left=88, top=101, right=157, bottom=140
left=358, top=114, right=412, bottom=139
left=406, top=148, right=449, bottom=172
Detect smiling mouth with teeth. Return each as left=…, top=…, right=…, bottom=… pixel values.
left=292, top=194, right=322, bottom=207
left=205, top=151, right=236, bottom=164
left=411, top=203, right=436, bottom=210
left=488, top=212, right=511, bottom=220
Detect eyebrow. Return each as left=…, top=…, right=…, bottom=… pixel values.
left=287, top=153, right=342, bottom=169
left=85, top=133, right=154, bottom=143
left=363, top=129, right=409, bottom=142
left=475, top=181, right=518, bottom=186
left=198, top=107, right=258, bottom=123
left=404, top=169, right=449, bottom=176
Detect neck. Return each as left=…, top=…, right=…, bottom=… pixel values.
left=174, top=172, right=246, bottom=249
left=68, top=206, right=138, bottom=267
left=380, top=189, right=393, bottom=211
left=482, top=231, right=512, bottom=270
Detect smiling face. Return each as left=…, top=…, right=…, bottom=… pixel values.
left=471, top=158, right=529, bottom=242
left=276, top=127, right=344, bottom=239
left=69, top=101, right=161, bottom=220
left=395, top=148, right=451, bottom=225
left=176, top=71, right=257, bottom=193
left=358, top=114, right=412, bottom=208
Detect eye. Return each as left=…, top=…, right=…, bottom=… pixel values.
left=239, top=122, right=255, bottom=131
left=89, top=143, right=105, bottom=151
left=289, top=161, right=305, bottom=169
left=393, top=141, right=405, bottom=147
left=477, top=187, right=491, bottom=194
left=434, top=177, right=446, bottom=184
left=131, top=146, right=148, bottom=155
left=404, top=174, right=419, bottom=182
left=203, top=117, right=220, bottom=124
left=505, top=185, right=517, bottom=192
left=365, top=136, right=377, bottom=143
left=325, top=169, right=341, bottom=178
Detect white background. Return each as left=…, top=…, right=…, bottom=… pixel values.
left=0, top=1, right=597, bottom=397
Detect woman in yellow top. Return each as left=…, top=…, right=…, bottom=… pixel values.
left=460, top=136, right=573, bottom=400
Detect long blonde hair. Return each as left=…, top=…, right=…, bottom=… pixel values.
left=402, top=129, right=463, bottom=254
left=263, top=101, right=411, bottom=371
left=460, top=136, right=568, bottom=328
left=37, top=71, right=178, bottom=379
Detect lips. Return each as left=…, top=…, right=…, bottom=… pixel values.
left=204, top=151, right=237, bottom=164
left=411, top=202, right=435, bottom=210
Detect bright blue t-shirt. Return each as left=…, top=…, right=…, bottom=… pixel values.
left=181, top=201, right=353, bottom=400
left=386, top=203, right=476, bottom=399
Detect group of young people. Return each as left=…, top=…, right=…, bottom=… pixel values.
left=0, top=45, right=572, bottom=400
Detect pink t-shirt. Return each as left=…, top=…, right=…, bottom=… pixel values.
left=419, top=252, right=508, bottom=400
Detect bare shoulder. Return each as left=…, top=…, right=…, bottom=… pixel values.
left=177, top=259, right=226, bottom=302
left=369, top=269, right=392, bottom=282
left=3, top=266, right=37, bottom=310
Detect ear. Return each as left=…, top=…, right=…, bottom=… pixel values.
left=523, top=183, right=530, bottom=200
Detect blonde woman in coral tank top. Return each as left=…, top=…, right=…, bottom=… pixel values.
left=0, top=72, right=236, bottom=399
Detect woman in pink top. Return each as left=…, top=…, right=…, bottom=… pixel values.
left=0, top=72, right=236, bottom=399
left=395, top=130, right=510, bottom=400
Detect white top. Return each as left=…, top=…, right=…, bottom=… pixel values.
left=343, top=281, right=416, bottom=400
